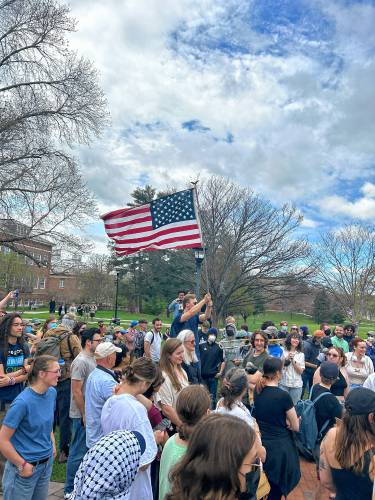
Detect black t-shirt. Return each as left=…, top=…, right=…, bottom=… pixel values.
left=330, top=371, right=347, bottom=397
left=310, top=384, right=342, bottom=436
left=0, top=342, right=30, bottom=403
left=303, top=339, right=321, bottom=366
left=253, top=386, right=294, bottom=433
left=199, top=342, right=224, bottom=378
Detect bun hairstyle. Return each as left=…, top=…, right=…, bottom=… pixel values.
left=176, top=385, right=211, bottom=441
left=221, top=368, right=249, bottom=410
left=28, top=355, right=58, bottom=384
left=256, top=357, right=283, bottom=394
left=123, top=357, right=156, bottom=385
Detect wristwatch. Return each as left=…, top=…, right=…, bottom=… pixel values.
left=17, top=460, right=27, bottom=473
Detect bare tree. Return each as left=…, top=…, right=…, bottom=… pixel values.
left=77, top=254, right=115, bottom=306
left=315, top=225, right=375, bottom=322
left=0, top=0, right=108, bottom=260
left=198, top=177, right=314, bottom=320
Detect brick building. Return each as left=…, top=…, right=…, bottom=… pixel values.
left=0, top=220, right=53, bottom=306
left=48, top=273, right=80, bottom=304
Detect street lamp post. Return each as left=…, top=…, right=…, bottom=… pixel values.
left=194, top=247, right=205, bottom=297
left=114, top=271, right=120, bottom=320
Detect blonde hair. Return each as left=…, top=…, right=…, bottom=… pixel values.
left=177, top=329, right=198, bottom=365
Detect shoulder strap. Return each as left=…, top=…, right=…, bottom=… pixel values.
left=312, top=391, right=333, bottom=405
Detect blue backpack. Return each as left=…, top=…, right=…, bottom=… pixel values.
left=295, top=389, right=332, bottom=459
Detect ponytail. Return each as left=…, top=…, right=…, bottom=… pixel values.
left=255, top=374, right=268, bottom=394
left=220, top=368, right=248, bottom=410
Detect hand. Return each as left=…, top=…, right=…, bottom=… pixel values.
left=154, top=430, right=168, bottom=446
left=19, top=462, right=34, bottom=478
left=0, top=376, right=11, bottom=388
left=215, top=372, right=222, bottom=379
left=112, top=384, right=121, bottom=395
left=204, top=293, right=211, bottom=304
left=289, top=352, right=295, bottom=359
left=52, top=443, right=57, bottom=459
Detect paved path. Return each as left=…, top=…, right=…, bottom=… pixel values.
left=0, top=458, right=321, bottom=499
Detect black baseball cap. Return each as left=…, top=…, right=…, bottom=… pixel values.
left=320, top=361, right=339, bottom=380
left=345, top=387, right=375, bottom=416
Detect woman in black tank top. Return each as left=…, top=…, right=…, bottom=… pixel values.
left=319, top=387, right=375, bottom=500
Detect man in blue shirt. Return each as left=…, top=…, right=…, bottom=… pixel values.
left=170, top=293, right=213, bottom=359
left=85, top=342, right=121, bottom=448
left=168, top=291, right=186, bottom=319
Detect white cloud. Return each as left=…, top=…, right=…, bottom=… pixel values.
left=319, top=189, right=375, bottom=221
left=64, top=0, right=375, bottom=229
left=301, top=217, right=319, bottom=228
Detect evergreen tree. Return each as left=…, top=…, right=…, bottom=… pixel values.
left=313, top=290, right=331, bottom=323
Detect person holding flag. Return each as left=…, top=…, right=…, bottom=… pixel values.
left=170, top=293, right=213, bottom=360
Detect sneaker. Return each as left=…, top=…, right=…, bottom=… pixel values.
left=58, top=450, right=68, bottom=463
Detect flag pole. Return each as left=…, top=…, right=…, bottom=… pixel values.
left=191, top=181, right=210, bottom=294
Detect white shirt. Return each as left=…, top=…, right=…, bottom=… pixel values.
left=215, top=399, right=255, bottom=428
left=364, top=373, right=375, bottom=392
left=144, top=329, right=162, bottom=362
left=280, top=349, right=305, bottom=388
left=101, top=393, right=157, bottom=500
left=159, top=371, right=189, bottom=409
left=346, top=352, right=374, bottom=386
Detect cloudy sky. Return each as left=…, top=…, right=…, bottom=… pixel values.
left=67, top=0, right=375, bottom=253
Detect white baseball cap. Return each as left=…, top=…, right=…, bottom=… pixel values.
left=94, top=342, right=122, bottom=359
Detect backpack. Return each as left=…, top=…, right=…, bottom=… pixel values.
left=295, top=389, right=332, bottom=461
left=35, top=331, right=73, bottom=361
left=134, top=330, right=145, bottom=356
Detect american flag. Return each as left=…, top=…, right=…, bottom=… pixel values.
left=101, top=189, right=203, bottom=256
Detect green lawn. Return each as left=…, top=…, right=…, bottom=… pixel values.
left=51, top=430, right=66, bottom=482
left=19, top=308, right=374, bottom=337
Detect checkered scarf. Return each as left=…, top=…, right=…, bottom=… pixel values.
left=69, top=430, right=142, bottom=499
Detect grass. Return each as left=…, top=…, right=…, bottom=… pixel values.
left=18, top=308, right=375, bottom=337
left=51, top=429, right=66, bottom=482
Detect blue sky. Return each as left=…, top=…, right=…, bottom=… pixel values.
left=67, top=0, right=375, bottom=253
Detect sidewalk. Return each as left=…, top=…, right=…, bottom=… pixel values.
left=0, top=481, right=64, bottom=499
left=0, top=458, right=319, bottom=499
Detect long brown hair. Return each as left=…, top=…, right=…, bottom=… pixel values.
left=176, top=385, right=211, bottom=441
left=335, top=412, right=375, bottom=475
left=167, top=413, right=256, bottom=500
left=160, top=338, right=187, bottom=391
left=0, top=313, right=23, bottom=361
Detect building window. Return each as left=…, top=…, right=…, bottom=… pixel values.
left=59, top=279, right=64, bottom=289
left=34, top=277, right=39, bottom=289
left=39, top=277, right=46, bottom=289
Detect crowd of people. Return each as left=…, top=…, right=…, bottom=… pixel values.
left=0, top=289, right=375, bottom=500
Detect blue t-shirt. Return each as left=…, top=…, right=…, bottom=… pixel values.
left=0, top=342, right=30, bottom=403
left=171, top=312, right=201, bottom=359
left=3, top=387, right=56, bottom=462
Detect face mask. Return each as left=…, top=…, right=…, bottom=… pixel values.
left=25, top=326, right=32, bottom=333
left=239, top=469, right=260, bottom=499
left=281, top=325, right=288, bottom=332
left=49, top=322, right=57, bottom=329
left=208, top=335, right=216, bottom=343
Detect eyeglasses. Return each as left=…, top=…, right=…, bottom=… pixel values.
left=242, top=457, right=262, bottom=473
left=92, top=338, right=103, bottom=343
left=44, top=369, right=61, bottom=374
left=327, top=353, right=339, bottom=358
left=186, top=340, right=195, bottom=345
